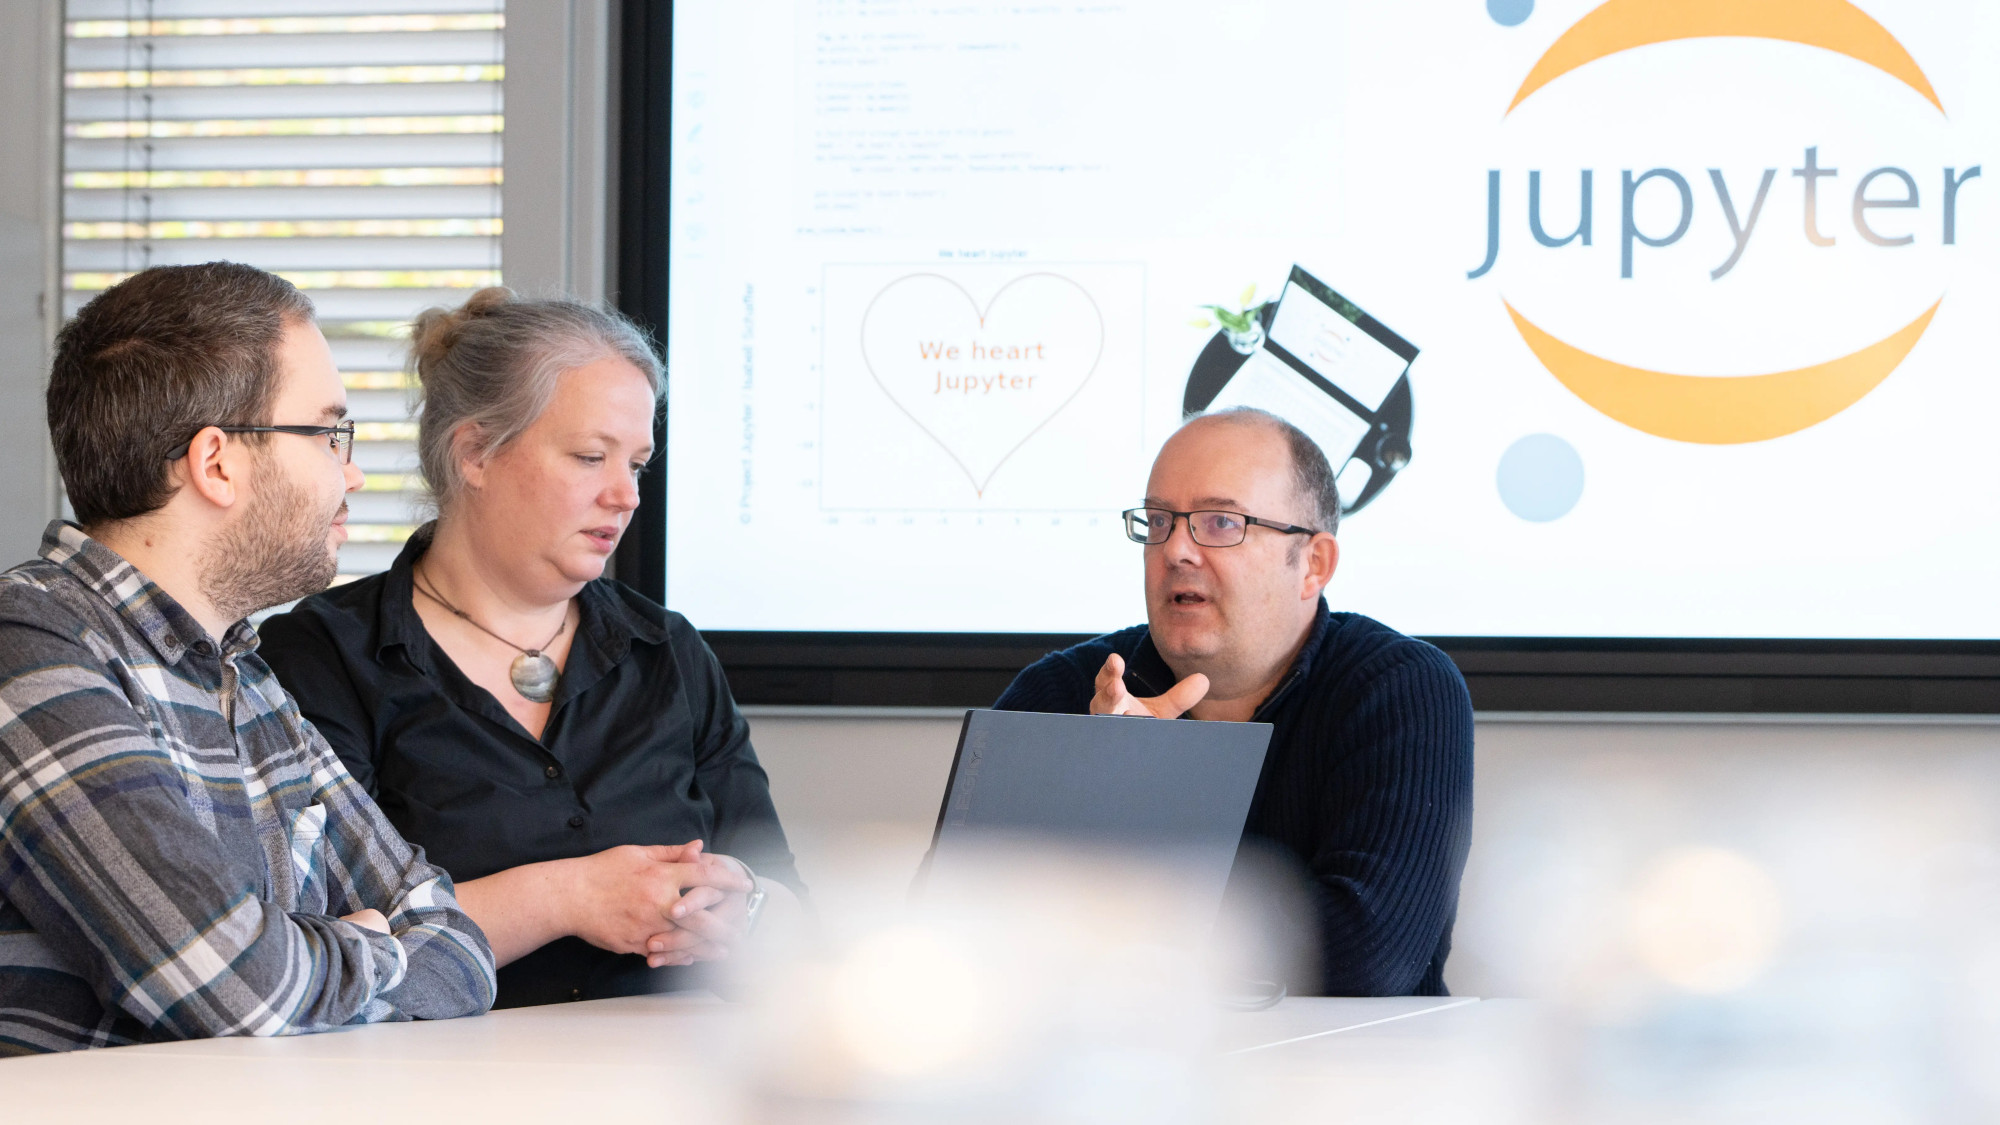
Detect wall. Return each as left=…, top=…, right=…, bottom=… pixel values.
left=744, top=710, right=2000, bottom=996
left=0, top=4, right=61, bottom=559
left=500, top=0, right=614, bottom=303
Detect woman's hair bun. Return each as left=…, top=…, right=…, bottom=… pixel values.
left=462, top=286, right=514, bottom=316
left=409, top=286, right=516, bottom=373
left=405, top=290, right=663, bottom=517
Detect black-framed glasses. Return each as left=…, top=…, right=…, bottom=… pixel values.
left=167, top=421, right=357, bottom=464
left=1122, top=507, right=1318, bottom=547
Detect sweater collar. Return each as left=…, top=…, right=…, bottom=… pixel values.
left=1130, top=599, right=1335, bottom=718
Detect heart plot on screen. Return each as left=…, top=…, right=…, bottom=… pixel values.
left=820, top=262, right=1144, bottom=509
left=862, top=272, right=1102, bottom=495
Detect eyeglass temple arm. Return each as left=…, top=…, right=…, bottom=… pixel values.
left=164, top=423, right=352, bottom=462
left=1244, top=516, right=1319, bottom=535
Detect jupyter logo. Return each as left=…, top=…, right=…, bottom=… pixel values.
left=1471, top=0, right=1978, bottom=444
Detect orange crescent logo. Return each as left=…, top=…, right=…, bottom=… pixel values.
left=1505, top=300, right=1940, bottom=444
left=1507, top=0, right=1943, bottom=115
left=1499, top=0, right=1945, bottom=444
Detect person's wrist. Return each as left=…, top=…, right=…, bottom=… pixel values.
left=723, top=854, right=755, bottom=887
left=733, top=859, right=769, bottom=934
left=546, top=854, right=591, bottom=938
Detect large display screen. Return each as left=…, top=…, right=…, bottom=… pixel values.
left=665, top=0, right=1998, bottom=640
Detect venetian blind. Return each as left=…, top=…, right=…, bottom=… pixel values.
left=61, top=0, right=504, bottom=579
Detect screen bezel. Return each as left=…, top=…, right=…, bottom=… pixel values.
left=611, top=0, right=2000, bottom=713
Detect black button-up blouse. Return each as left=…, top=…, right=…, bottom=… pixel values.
left=257, top=527, right=802, bottom=1008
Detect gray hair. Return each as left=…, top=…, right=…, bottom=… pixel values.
left=1193, top=406, right=1342, bottom=538
left=408, top=287, right=663, bottom=513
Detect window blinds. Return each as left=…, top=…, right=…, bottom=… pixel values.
left=62, top=0, right=504, bottom=579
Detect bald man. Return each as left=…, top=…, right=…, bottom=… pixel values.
left=993, top=408, right=1474, bottom=996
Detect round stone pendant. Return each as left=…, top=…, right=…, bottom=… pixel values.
left=509, top=651, right=559, bottom=703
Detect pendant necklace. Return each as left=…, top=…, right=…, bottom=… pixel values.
left=412, top=567, right=568, bottom=704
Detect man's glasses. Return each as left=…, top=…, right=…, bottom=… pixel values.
left=1122, top=507, right=1318, bottom=547
left=168, top=421, right=357, bottom=464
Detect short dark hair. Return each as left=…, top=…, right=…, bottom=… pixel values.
left=48, top=263, right=316, bottom=526
left=1199, top=407, right=1342, bottom=537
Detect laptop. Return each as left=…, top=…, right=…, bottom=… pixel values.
left=922, top=709, right=1274, bottom=918
left=1199, top=264, right=1419, bottom=513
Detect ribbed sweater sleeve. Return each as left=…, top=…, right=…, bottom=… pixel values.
left=1297, top=641, right=1474, bottom=996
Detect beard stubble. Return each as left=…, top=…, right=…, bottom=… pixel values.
left=199, top=453, right=343, bottom=623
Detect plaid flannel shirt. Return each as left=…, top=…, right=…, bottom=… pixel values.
left=0, top=523, right=495, bottom=1055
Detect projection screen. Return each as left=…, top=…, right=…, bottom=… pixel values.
left=639, top=0, right=2000, bottom=705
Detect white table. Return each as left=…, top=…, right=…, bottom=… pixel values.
left=3, top=994, right=1540, bottom=1123
left=1223, top=997, right=1542, bottom=1125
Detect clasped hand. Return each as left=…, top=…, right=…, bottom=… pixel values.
left=569, top=839, right=756, bottom=969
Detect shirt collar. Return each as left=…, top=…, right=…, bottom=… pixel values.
left=374, top=525, right=432, bottom=663
left=375, top=521, right=668, bottom=672
left=39, top=519, right=251, bottom=666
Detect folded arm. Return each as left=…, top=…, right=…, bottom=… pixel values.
left=0, top=628, right=489, bottom=1038
left=296, top=730, right=496, bottom=1021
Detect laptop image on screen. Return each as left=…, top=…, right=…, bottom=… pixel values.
left=922, top=709, right=1274, bottom=920
left=1189, top=265, right=1419, bottom=515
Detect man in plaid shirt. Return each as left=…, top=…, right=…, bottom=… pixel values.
left=0, top=263, right=495, bottom=1055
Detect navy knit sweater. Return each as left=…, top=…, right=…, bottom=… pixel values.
left=993, top=602, right=1474, bottom=996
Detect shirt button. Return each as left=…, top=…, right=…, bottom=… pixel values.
left=545, top=764, right=562, bottom=780
left=568, top=814, right=585, bottom=829
left=570, top=989, right=583, bottom=1002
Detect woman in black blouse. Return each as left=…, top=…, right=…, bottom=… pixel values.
left=260, top=288, right=802, bottom=1007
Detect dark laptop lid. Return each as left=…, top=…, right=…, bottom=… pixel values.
left=926, top=709, right=1274, bottom=917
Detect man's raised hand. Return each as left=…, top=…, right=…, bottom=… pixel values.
left=1089, top=653, right=1209, bottom=718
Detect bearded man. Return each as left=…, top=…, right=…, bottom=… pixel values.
left=0, top=263, right=495, bottom=1054
left=995, top=408, right=1475, bottom=996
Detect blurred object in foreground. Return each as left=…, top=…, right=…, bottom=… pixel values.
left=1452, top=727, right=2000, bottom=1123
left=1623, top=845, right=1785, bottom=995
left=740, top=843, right=1234, bottom=1125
